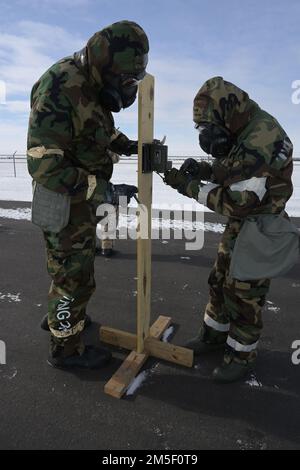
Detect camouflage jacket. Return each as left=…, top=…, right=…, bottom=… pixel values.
left=192, top=77, right=293, bottom=218
left=27, top=55, right=132, bottom=201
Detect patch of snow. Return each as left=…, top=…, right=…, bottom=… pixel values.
left=126, top=370, right=150, bottom=396
left=0, top=367, right=18, bottom=380
left=237, top=438, right=267, bottom=451
left=0, top=208, right=31, bottom=220
left=266, top=301, right=280, bottom=313
left=0, top=292, right=21, bottom=303
left=7, top=368, right=18, bottom=380
left=246, top=374, right=263, bottom=388
left=126, top=336, right=174, bottom=396
left=154, top=427, right=164, bottom=438
left=162, top=326, right=175, bottom=343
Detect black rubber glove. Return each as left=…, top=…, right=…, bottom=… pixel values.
left=164, top=168, right=202, bottom=199
left=180, top=158, right=212, bottom=180
left=164, top=168, right=193, bottom=195
left=122, top=140, right=138, bottom=156
left=105, top=183, right=138, bottom=205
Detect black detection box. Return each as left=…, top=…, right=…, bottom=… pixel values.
left=142, top=143, right=172, bottom=173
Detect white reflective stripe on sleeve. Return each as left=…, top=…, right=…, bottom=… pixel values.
left=204, top=313, right=230, bottom=332
left=27, top=146, right=64, bottom=159
left=227, top=336, right=258, bottom=352
left=198, top=183, right=220, bottom=206
left=230, top=177, right=267, bottom=202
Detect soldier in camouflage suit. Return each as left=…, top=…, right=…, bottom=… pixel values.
left=165, top=77, right=293, bottom=383
left=27, top=21, right=149, bottom=369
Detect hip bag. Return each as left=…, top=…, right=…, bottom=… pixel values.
left=31, top=182, right=71, bottom=233
left=229, top=213, right=300, bottom=280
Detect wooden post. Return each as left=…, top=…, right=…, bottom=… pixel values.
left=137, top=74, right=154, bottom=354
left=99, top=73, right=194, bottom=399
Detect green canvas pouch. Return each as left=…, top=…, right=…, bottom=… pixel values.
left=229, top=213, right=300, bottom=280
left=31, top=182, right=71, bottom=233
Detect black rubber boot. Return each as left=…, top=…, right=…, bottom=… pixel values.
left=41, top=314, right=92, bottom=332
left=184, top=325, right=226, bottom=356
left=185, top=337, right=225, bottom=355
left=212, top=353, right=254, bottom=384
left=47, top=345, right=112, bottom=370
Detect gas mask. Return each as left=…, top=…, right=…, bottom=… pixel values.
left=99, top=71, right=146, bottom=112
left=196, top=122, right=234, bottom=159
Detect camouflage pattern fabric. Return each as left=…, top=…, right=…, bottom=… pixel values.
left=193, top=76, right=294, bottom=218
left=192, top=77, right=293, bottom=361
left=27, top=21, right=148, bottom=357
left=87, top=20, right=149, bottom=87
left=202, top=220, right=270, bottom=362
left=44, top=200, right=97, bottom=356
left=27, top=20, right=148, bottom=200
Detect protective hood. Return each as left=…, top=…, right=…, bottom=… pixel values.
left=86, top=20, right=149, bottom=89
left=193, top=76, right=259, bottom=135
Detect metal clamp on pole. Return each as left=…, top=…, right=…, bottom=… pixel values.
left=142, top=142, right=172, bottom=173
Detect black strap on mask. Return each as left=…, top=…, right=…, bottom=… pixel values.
left=99, top=72, right=144, bottom=112
left=197, top=123, right=233, bottom=159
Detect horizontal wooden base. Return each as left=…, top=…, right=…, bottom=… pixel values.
left=100, top=316, right=194, bottom=399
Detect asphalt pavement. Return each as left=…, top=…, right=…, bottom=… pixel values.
left=0, top=200, right=299, bottom=450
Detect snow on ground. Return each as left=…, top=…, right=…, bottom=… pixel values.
left=0, top=206, right=226, bottom=235
left=126, top=326, right=175, bottom=396
left=162, top=326, right=175, bottom=342
left=245, top=374, right=263, bottom=388
left=0, top=176, right=32, bottom=202
left=265, top=300, right=281, bottom=314
left=0, top=292, right=21, bottom=303
left=1, top=159, right=300, bottom=217
left=0, top=207, right=31, bottom=220
left=126, top=370, right=150, bottom=396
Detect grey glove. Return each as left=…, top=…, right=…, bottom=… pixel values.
left=105, top=183, right=138, bottom=205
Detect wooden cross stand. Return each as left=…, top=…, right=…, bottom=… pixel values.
left=100, top=74, right=194, bottom=399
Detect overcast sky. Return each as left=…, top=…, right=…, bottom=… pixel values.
left=0, top=0, right=299, bottom=156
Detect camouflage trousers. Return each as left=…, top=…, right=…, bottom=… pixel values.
left=43, top=200, right=98, bottom=357
left=202, top=219, right=271, bottom=362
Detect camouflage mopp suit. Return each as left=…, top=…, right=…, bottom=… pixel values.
left=192, top=77, right=294, bottom=362
left=27, top=21, right=149, bottom=357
